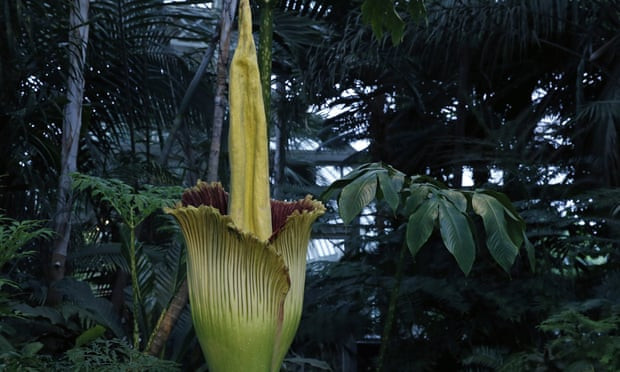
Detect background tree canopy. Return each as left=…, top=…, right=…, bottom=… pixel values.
left=1, top=0, right=620, bottom=371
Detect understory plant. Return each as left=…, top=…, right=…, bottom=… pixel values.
left=0, top=215, right=54, bottom=364
left=0, top=216, right=175, bottom=370
left=71, top=173, right=183, bottom=350
left=0, top=215, right=54, bottom=291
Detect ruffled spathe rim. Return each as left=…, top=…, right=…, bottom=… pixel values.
left=175, top=181, right=325, bottom=241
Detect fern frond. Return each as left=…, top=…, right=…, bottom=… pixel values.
left=462, top=345, right=506, bottom=370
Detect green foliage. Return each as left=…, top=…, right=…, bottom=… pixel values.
left=0, top=338, right=180, bottom=372
left=0, top=0, right=68, bottom=221
left=4, top=279, right=124, bottom=355
left=472, top=193, right=523, bottom=273
left=322, top=163, right=405, bottom=223
left=462, top=345, right=506, bottom=371
left=74, top=325, right=107, bottom=348
left=361, top=0, right=427, bottom=44
left=65, top=338, right=181, bottom=372
left=0, top=215, right=53, bottom=340
left=71, top=173, right=182, bottom=229
left=0, top=216, right=115, bottom=371
left=0, top=215, right=53, bottom=288
left=538, top=308, right=620, bottom=370
left=406, top=193, right=438, bottom=256
left=0, top=341, right=60, bottom=372
left=498, top=302, right=620, bottom=372
left=437, top=196, right=476, bottom=274
left=322, top=162, right=533, bottom=275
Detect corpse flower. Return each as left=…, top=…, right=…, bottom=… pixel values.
left=165, top=1, right=325, bottom=371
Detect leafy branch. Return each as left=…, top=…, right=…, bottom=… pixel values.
left=321, top=162, right=534, bottom=276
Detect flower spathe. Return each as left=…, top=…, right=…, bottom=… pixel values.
left=166, top=183, right=324, bottom=371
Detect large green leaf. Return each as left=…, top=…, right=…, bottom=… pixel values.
left=338, top=171, right=378, bottom=224
left=406, top=198, right=439, bottom=257
left=75, top=325, right=107, bottom=347
left=405, top=184, right=433, bottom=214
left=438, top=199, right=475, bottom=275
left=438, top=189, right=467, bottom=212
left=377, top=170, right=400, bottom=213
left=472, top=193, right=520, bottom=273
left=524, top=234, right=536, bottom=271
left=21, top=342, right=44, bottom=357
left=320, top=178, right=355, bottom=201
left=481, top=190, right=523, bottom=223
left=505, top=213, right=525, bottom=248
left=320, top=163, right=385, bottom=201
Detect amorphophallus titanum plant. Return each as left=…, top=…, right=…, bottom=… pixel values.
left=165, top=0, right=325, bottom=370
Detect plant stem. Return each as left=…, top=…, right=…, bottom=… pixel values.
left=258, top=0, right=274, bottom=123
left=376, top=242, right=408, bottom=372
left=206, top=0, right=238, bottom=182
left=129, top=225, right=141, bottom=349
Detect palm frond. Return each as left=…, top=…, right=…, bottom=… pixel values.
left=53, top=277, right=125, bottom=338
left=71, top=242, right=130, bottom=274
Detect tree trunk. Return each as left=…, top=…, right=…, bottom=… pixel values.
left=206, top=0, right=238, bottom=182
left=49, top=0, right=90, bottom=287
left=147, top=0, right=238, bottom=356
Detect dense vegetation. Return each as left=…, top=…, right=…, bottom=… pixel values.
left=1, top=0, right=619, bottom=371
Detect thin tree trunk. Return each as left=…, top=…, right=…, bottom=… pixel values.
left=146, top=279, right=189, bottom=355
left=146, top=0, right=238, bottom=356
left=376, top=243, right=407, bottom=372
left=206, top=0, right=238, bottom=182
left=273, top=113, right=287, bottom=199
left=258, top=0, right=275, bottom=123
left=49, top=0, right=90, bottom=287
